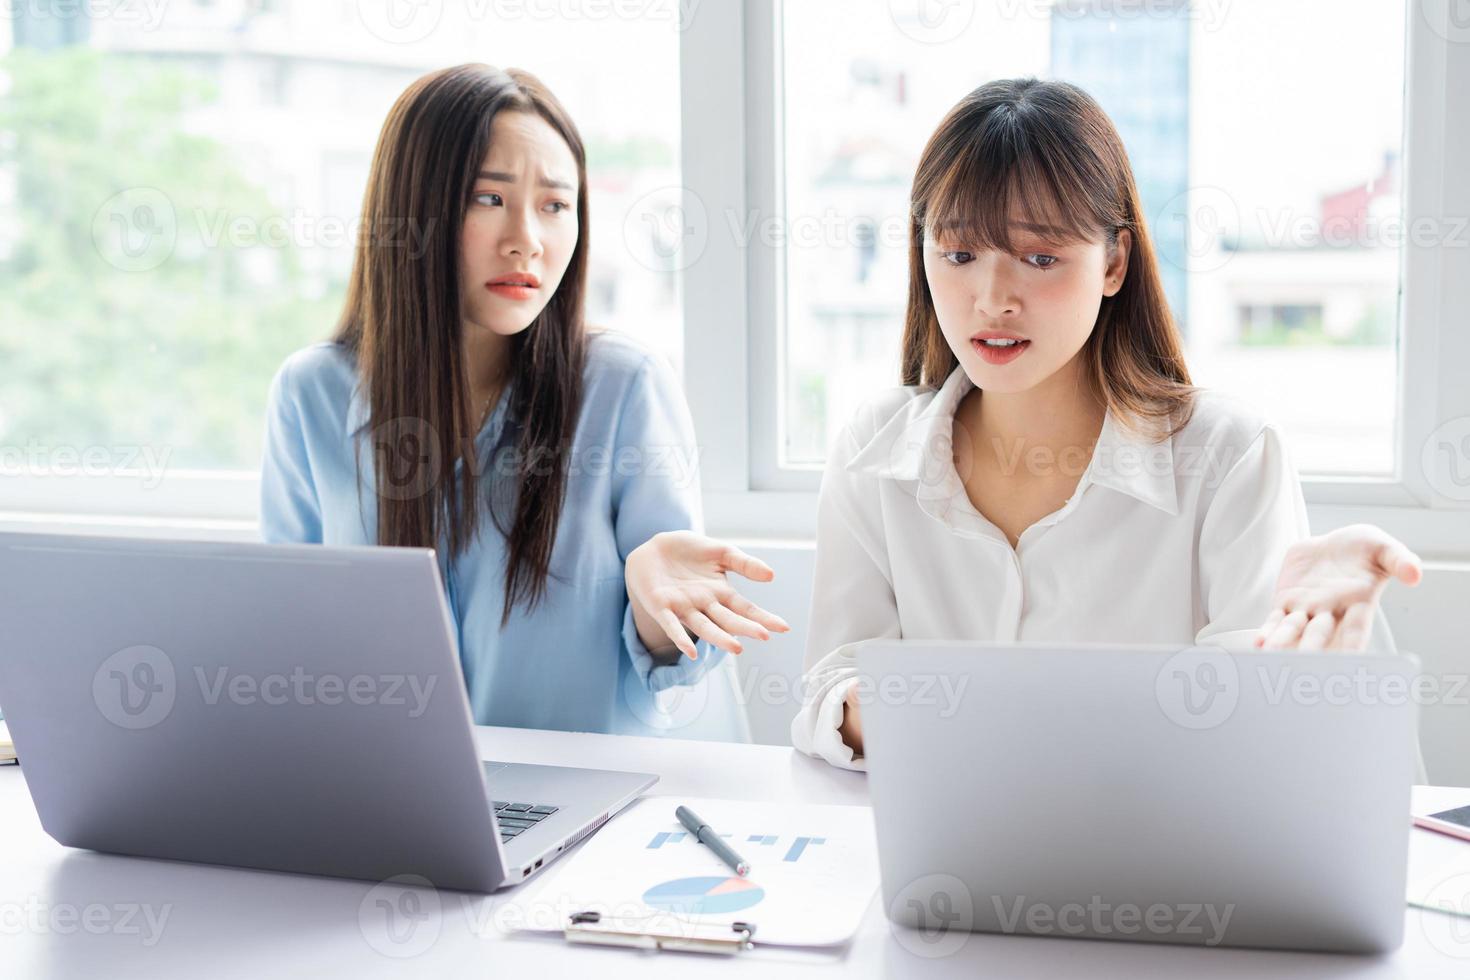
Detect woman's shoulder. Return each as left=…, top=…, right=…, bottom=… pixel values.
left=583, top=328, right=681, bottom=407
left=1172, top=387, right=1279, bottom=454
left=847, top=383, right=936, bottom=440
left=585, top=327, right=668, bottom=379
left=264, top=343, right=358, bottom=437
left=271, top=341, right=356, bottom=397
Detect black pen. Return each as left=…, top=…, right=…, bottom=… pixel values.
left=675, top=805, right=750, bottom=877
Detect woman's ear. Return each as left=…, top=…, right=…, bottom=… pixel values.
left=1102, top=228, right=1132, bottom=297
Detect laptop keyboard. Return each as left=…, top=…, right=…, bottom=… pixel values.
left=493, top=801, right=559, bottom=843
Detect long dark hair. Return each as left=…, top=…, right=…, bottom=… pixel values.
left=901, top=77, right=1194, bottom=435
left=334, top=63, right=588, bottom=622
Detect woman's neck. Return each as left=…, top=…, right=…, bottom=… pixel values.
left=462, top=323, right=511, bottom=389
left=960, top=355, right=1107, bottom=476
left=461, top=322, right=513, bottom=430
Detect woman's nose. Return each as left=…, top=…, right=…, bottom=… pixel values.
left=973, top=258, right=1019, bottom=317
left=500, top=211, right=542, bottom=259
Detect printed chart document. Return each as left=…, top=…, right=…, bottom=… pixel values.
left=508, top=796, right=880, bottom=946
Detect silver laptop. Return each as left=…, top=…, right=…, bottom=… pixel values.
left=856, top=640, right=1419, bottom=954
left=0, top=531, right=656, bottom=892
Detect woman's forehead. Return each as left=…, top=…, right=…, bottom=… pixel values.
left=480, top=112, right=577, bottom=184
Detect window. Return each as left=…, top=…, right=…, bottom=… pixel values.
left=777, top=0, right=1406, bottom=476
left=0, top=2, right=682, bottom=509
left=4, top=1, right=1469, bottom=550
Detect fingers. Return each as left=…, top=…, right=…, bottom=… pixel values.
left=703, top=601, right=770, bottom=643
left=1254, top=607, right=1288, bottom=648
left=1330, top=601, right=1376, bottom=652
left=654, top=608, right=698, bottom=661
left=1261, top=609, right=1309, bottom=650
left=1296, top=611, right=1338, bottom=652
left=1379, top=538, right=1424, bottom=587
left=683, top=609, right=742, bottom=655
left=724, top=593, right=791, bottom=633
left=720, top=546, right=776, bottom=583
left=1343, top=523, right=1422, bottom=587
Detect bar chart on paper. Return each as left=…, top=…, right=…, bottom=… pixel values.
left=646, top=829, right=829, bottom=861
left=516, top=796, right=880, bottom=946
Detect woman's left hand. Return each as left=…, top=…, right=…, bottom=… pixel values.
left=626, top=530, right=791, bottom=660
left=1255, top=524, right=1423, bottom=651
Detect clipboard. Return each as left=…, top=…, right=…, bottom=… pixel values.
left=505, top=795, right=880, bottom=954
left=564, top=909, right=755, bottom=954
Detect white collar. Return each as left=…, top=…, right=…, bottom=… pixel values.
left=845, top=365, right=1180, bottom=523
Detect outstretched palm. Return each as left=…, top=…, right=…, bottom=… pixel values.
left=626, top=531, right=790, bottom=659
left=1256, top=524, right=1422, bottom=651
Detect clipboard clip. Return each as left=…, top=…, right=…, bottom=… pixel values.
left=565, top=910, right=755, bottom=955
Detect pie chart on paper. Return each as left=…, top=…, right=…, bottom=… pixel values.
left=642, top=875, right=765, bottom=915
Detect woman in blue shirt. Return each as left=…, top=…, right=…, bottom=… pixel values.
left=259, top=63, right=788, bottom=741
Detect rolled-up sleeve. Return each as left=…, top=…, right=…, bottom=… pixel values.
left=790, top=425, right=900, bottom=771
left=259, top=358, right=323, bottom=544
left=611, top=354, right=724, bottom=694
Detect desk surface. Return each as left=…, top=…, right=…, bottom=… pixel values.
left=2, top=725, right=1468, bottom=979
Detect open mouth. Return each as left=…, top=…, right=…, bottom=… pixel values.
left=971, top=336, right=1031, bottom=364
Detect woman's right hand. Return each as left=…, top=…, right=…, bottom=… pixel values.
left=840, top=683, right=865, bottom=758
left=625, top=530, right=790, bottom=659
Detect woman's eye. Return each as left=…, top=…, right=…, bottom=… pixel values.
left=942, top=251, right=973, bottom=266
left=544, top=201, right=570, bottom=214
left=472, top=192, right=502, bottom=207
left=1025, top=253, right=1059, bottom=270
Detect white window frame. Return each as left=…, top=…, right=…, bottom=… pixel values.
left=4, top=0, right=1470, bottom=558
left=688, top=0, right=1470, bottom=555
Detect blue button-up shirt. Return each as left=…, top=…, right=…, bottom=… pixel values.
left=259, top=330, right=747, bottom=742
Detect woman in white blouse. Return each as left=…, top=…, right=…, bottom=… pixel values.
left=792, top=78, right=1422, bottom=771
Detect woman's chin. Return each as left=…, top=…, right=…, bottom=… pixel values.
left=959, top=360, right=1042, bottom=394
left=463, top=313, right=540, bottom=338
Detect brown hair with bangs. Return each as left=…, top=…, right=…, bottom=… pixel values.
left=901, top=76, right=1195, bottom=435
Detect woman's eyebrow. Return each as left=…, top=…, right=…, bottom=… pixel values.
left=476, top=169, right=574, bottom=191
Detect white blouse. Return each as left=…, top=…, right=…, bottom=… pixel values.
left=791, top=365, right=1397, bottom=771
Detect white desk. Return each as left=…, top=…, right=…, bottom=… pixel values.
left=1, top=726, right=1467, bottom=978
